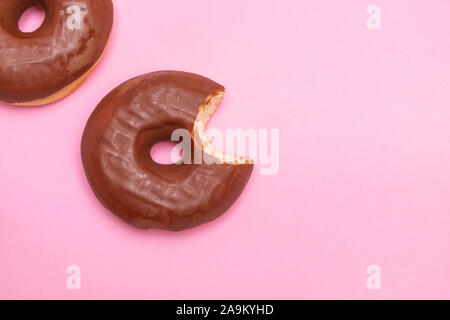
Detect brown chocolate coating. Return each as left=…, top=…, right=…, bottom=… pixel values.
left=81, top=71, right=253, bottom=231
left=0, top=0, right=113, bottom=104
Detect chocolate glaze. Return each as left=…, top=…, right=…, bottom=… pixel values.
left=0, top=0, right=113, bottom=104
left=81, top=71, right=253, bottom=231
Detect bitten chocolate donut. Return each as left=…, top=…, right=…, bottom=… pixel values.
left=0, top=0, right=113, bottom=106
left=81, top=71, right=253, bottom=231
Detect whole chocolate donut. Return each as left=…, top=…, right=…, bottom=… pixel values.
left=0, top=0, right=113, bottom=106
left=81, top=71, right=253, bottom=231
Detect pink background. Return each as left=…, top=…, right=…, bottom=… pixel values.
left=0, top=0, right=449, bottom=299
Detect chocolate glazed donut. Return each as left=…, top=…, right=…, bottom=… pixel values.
left=0, top=0, right=113, bottom=106
left=81, top=71, right=253, bottom=231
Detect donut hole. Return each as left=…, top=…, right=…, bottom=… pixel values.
left=18, top=6, right=46, bottom=33
left=150, top=141, right=183, bottom=165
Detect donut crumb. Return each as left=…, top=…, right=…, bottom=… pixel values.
left=193, top=91, right=254, bottom=165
